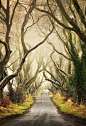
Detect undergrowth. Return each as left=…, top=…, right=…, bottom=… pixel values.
left=0, top=94, right=34, bottom=119
left=53, top=93, right=86, bottom=119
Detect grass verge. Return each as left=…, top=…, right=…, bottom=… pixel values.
left=53, top=93, right=86, bottom=119
left=0, top=95, right=34, bottom=119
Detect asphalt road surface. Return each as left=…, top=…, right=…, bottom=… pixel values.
left=2, top=90, right=75, bottom=126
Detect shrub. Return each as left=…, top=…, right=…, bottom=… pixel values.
left=63, top=94, right=69, bottom=101
left=70, top=97, right=75, bottom=102
left=0, top=98, right=11, bottom=107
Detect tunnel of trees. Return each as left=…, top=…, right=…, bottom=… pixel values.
left=0, top=0, right=86, bottom=104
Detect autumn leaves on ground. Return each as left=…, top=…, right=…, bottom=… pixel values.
left=0, top=94, right=34, bottom=119
left=53, top=93, right=86, bottom=119
left=0, top=91, right=86, bottom=123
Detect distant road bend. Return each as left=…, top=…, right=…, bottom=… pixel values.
left=2, top=90, right=75, bottom=126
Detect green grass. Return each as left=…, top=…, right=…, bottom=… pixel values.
left=0, top=99, right=34, bottom=119
left=53, top=94, right=86, bottom=119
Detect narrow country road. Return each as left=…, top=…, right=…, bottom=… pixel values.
left=2, top=90, right=75, bottom=126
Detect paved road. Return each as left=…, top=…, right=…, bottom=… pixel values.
left=2, top=90, right=75, bottom=126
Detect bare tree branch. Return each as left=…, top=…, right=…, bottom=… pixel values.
left=50, top=51, right=69, bottom=76
left=10, top=0, right=19, bottom=28
left=48, top=42, right=70, bottom=60
left=45, top=78, right=60, bottom=86
left=0, top=16, right=5, bottom=21
left=0, top=12, right=5, bottom=20
left=54, top=28, right=73, bottom=58
left=55, top=0, right=86, bottom=43
left=21, top=0, right=37, bottom=54
left=24, top=14, right=46, bottom=34
left=1, top=4, right=6, bottom=13
left=0, top=32, right=5, bottom=34
left=45, top=68, right=60, bottom=83
left=35, top=7, right=74, bottom=31
left=0, top=27, right=54, bottom=89
left=18, top=2, right=27, bottom=12
left=43, top=70, right=60, bottom=87
left=72, top=0, right=86, bottom=28
left=6, top=57, right=20, bottom=69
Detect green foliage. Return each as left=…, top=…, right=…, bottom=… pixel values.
left=66, top=78, right=74, bottom=97
left=0, top=94, right=34, bottom=119
left=68, top=32, right=86, bottom=103
left=72, top=58, right=86, bottom=102
left=69, top=32, right=80, bottom=63
left=53, top=94, right=86, bottom=119
left=79, top=38, right=84, bottom=52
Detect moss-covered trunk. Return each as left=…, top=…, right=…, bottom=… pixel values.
left=73, top=54, right=86, bottom=103
left=69, top=32, right=86, bottom=103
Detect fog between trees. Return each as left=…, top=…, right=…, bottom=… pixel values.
left=0, top=0, right=86, bottom=104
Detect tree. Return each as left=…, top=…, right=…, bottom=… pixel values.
left=35, top=0, right=86, bottom=103
left=0, top=0, right=54, bottom=99
left=0, top=0, right=19, bottom=98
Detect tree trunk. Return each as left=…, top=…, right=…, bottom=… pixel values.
left=73, top=60, right=86, bottom=103
left=0, top=88, right=3, bottom=99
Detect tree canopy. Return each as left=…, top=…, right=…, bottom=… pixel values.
left=0, top=0, right=86, bottom=104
